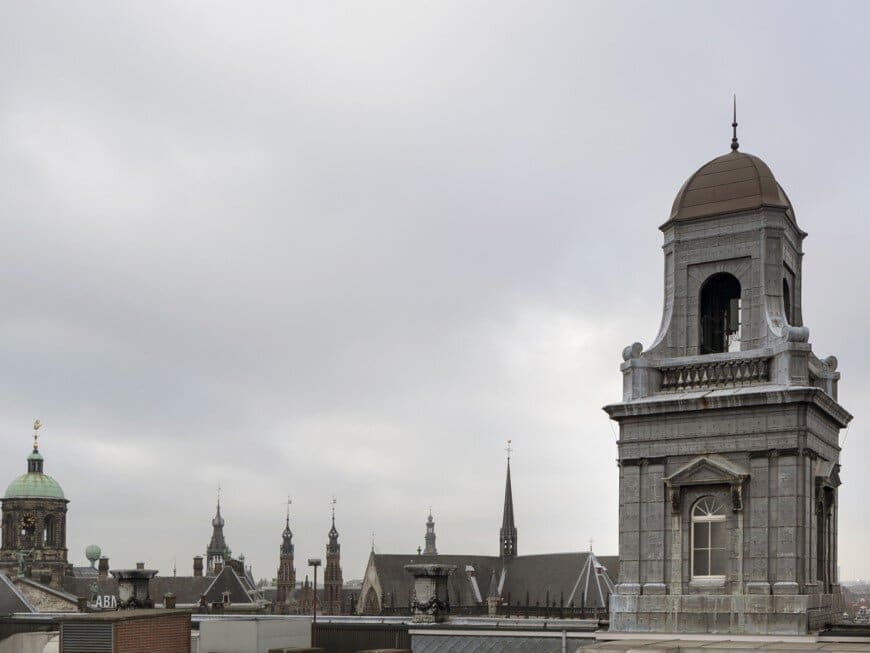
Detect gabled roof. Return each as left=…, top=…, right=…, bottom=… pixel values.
left=500, top=552, right=618, bottom=608
left=204, top=566, right=256, bottom=604
left=0, top=573, right=36, bottom=614
left=364, top=551, right=618, bottom=611
left=151, top=576, right=212, bottom=604
left=16, top=578, right=79, bottom=604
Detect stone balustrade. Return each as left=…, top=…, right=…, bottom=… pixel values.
left=659, top=356, right=770, bottom=391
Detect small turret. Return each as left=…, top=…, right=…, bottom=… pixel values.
left=206, top=487, right=229, bottom=575
left=423, top=510, right=437, bottom=555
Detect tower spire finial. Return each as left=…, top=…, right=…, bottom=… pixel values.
left=286, top=496, right=292, bottom=527
left=731, top=94, right=739, bottom=151
left=32, top=419, right=42, bottom=452
left=506, top=439, right=512, bottom=463
left=331, top=496, right=336, bottom=525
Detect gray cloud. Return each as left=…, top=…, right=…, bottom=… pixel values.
left=1, top=1, right=868, bottom=581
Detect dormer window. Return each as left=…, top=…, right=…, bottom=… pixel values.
left=699, top=273, right=742, bottom=354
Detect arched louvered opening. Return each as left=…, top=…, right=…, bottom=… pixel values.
left=699, top=273, right=742, bottom=354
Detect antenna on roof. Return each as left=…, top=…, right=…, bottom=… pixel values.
left=731, top=94, right=739, bottom=152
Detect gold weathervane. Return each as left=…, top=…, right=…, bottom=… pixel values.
left=32, top=419, right=42, bottom=451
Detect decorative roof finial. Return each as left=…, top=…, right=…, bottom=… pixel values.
left=32, top=419, right=42, bottom=452
left=286, top=496, right=292, bottom=526
left=371, top=531, right=375, bottom=552
left=505, top=439, right=512, bottom=463
left=731, top=94, right=739, bottom=152
left=331, top=496, right=336, bottom=525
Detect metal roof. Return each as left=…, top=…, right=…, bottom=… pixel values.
left=667, top=151, right=794, bottom=226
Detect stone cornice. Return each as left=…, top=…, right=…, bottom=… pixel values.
left=604, top=385, right=852, bottom=428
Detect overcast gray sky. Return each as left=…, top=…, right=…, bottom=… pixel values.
left=1, top=1, right=868, bottom=583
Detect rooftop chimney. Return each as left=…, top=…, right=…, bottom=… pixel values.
left=98, top=557, right=109, bottom=579
left=111, top=568, right=158, bottom=609
left=193, top=556, right=203, bottom=577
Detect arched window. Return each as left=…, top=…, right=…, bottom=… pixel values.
left=783, top=278, right=792, bottom=325
left=43, top=515, right=55, bottom=548
left=692, top=497, right=727, bottom=579
left=699, top=273, right=742, bottom=354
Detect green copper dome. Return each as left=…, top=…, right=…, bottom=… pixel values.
left=4, top=471, right=65, bottom=500
left=4, top=449, right=65, bottom=500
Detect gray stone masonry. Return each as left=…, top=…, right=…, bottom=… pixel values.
left=604, top=151, right=852, bottom=635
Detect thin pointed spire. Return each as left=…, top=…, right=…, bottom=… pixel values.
left=328, top=496, right=340, bottom=554
left=280, top=498, right=294, bottom=555
left=500, top=441, right=517, bottom=560
left=731, top=94, right=739, bottom=151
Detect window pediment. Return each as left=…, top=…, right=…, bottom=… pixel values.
left=665, top=455, right=749, bottom=513
left=665, top=455, right=748, bottom=487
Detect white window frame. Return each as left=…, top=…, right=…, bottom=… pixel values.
left=691, top=496, right=727, bottom=580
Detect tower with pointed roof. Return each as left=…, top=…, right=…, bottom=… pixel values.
left=323, top=498, right=343, bottom=614
left=605, top=113, right=851, bottom=635
left=423, top=510, right=438, bottom=556
left=499, top=444, right=517, bottom=561
left=0, top=421, right=70, bottom=588
left=275, top=499, right=296, bottom=613
left=206, top=489, right=230, bottom=575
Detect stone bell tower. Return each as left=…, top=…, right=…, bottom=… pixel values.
left=604, top=119, right=852, bottom=635
left=0, top=421, right=70, bottom=588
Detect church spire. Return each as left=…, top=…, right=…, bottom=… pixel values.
left=423, top=508, right=438, bottom=555
left=327, top=497, right=339, bottom=555
left=281, top=497, right=294, bottom=555
left=500, top=441, right=517, bottom=560
left=324, top=496, right=343, bottom=615
left=206, top=485, right=229, bottom=574
left=276, top=497, right=296, bottom=613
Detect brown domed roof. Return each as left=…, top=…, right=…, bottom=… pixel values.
left=667, top=151, right=794, bottom=225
